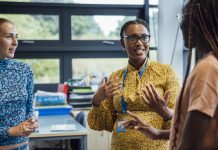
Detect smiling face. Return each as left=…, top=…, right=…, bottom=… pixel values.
left=121, top=24, right=149, bottom=67
left=0, top=22, right=18, bottom=59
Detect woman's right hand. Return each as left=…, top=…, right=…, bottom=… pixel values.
left=92, top=77, right=122, bottom=107
left=8, top=118, right=38, bottom=137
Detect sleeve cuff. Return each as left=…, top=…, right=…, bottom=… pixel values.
left=0, top=127, right=10, bottom=138
left=162, top=118, right=172, bottom=130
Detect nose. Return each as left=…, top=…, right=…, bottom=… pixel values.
left=136, top=38, right=143, bottom=45
left=135, top=38, right=144, bottom=46
left=12, top=36, right=18, bottom=46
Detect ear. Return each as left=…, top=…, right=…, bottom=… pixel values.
left=120, top=38, right=125, bottom=49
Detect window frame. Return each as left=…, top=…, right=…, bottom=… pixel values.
left=0, top=0, right=158, bottom=92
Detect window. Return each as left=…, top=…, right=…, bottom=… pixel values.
left=2, top=0, right=144, bottom=5
left=16, top=59, right=60, bottom=84
left=0, top=14, right=59, bottom=40
left=149, top=8, right=158, bottom=47
left=72, top=58, right=128, bottom=79
left=149, top=0, right=159, bottom=5
left=149, top=50, right=158, bottom=61
left=71, top=15, right=136, bottom=40
left=0, top=1, right=156, bottom=91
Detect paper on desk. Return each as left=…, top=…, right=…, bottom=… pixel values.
left=51, top=124, right=76, bottom=132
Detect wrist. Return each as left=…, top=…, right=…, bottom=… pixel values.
left=162, top=108, right=173, bottom=121
left=154, top=129, right=161, bottom=140
left=155, top=129, right=170, bottom=140
left=8, top=127, right=15, bottom=136
left=8, top=127, right=12, bottom=136
left=92, top=100, right=101, bottom=107
left=92, top=87, right=105, bottom=107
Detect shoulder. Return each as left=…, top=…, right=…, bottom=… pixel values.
left=8, top=59, right=33, bottom=74
left=108, top=67, right=126, bottom=80
left=188, top=54, right=218, bottom=93
left=187, top=54, right=218, bottom=117
left=147, top=60, right=176, bottom=74
left=194, top=54, right=218, bottom=74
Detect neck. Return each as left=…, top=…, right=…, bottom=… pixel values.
left=129, top=58, right=147, bottom=70
left=196, top=42, right=212, bottom=57
left=195, top=33, right=213, bottom=57
left=0, top=58, right=6, bottom=60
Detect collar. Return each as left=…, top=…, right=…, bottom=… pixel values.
left=127, top=58, right=150, bottom=72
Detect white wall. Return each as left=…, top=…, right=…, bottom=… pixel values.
left=158, top=0, right=184, bottom=82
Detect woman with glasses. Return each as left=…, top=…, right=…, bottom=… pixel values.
left=88, top=19, right=180, bottom=150
left=0, top=18, right=38, bottom=150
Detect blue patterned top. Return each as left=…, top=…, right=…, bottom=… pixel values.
left=0, top=59, right=34, bottom=146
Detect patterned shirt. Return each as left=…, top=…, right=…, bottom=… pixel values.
left=88, top=59, right=180, bottom=150
left=0, top=58, right=34, bottom=146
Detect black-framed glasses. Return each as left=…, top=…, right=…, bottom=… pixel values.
left=123, top=34, right=151, bottom=44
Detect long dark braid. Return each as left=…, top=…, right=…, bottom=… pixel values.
left=172, top=1, right=195, bottom=148
left=172, top=0, right=218, bottom=148
left=194, top=1, right=218, bottom=58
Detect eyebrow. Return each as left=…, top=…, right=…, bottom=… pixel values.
left=6, top=33, right=18, bottom=37
left=128, top=33, right=148, bottom=36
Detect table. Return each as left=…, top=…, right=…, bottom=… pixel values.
left=29, top=115, right=88, bottom=150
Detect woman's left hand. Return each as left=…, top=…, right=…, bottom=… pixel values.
left=122, top=111, right=160, bottom=140
left=142, top=83, right=173, bottom=121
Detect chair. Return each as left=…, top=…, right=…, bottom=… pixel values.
left=70, top=111, right=85, bottom=150
left=75, top=111, right=85, bottom=126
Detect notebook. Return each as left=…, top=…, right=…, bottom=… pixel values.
left=51, top=124, right=76, bottom=132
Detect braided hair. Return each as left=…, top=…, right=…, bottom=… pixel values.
left=173, top=0, right=218, bottom=148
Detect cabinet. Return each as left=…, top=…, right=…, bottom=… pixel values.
left=72, top=110, right=112, bottom=150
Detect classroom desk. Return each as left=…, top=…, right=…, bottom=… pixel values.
left=29, top=114, right=88, bottom=150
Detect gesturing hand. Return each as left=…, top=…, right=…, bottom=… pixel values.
left=142, top=83, right=173, bottom=121
left=104, top=77, right=122, bottom=99
left=92, top=77, right=122, bottom=106
left=122, top=111, right=159, bottom=140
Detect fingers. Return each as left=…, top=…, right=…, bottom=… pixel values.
left=140, top=95, right=149, bottom=105
left=143, top=83, right=166, bottom=105
left=105, top=77, right=122, bottom=97
left=99, top=77, right=106, bottom=87
left=126, top=111, right=143, bottom=123
left=164, top=90, right=170, bottom=104
left=9, top=119, right=38, bottom=137
left=142, top=89, right=150, bottom=104
left=126, top=110, right=138, bottom=119
left=106, top=77, right=118, bottom=86
left=26, top=117, right=33, bottom=122
left=124, top=111, right=149, bottom=132
left=122, top=119, right=137, bottom=129
left=149, top=84, right=161, bottom=101
left=23, top=118, right=38, bottom=132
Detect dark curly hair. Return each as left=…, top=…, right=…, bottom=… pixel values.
left=120, top=19, right=150, bottom=39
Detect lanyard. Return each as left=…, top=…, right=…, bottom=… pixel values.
left=121, top=59, right=148, bottom=114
